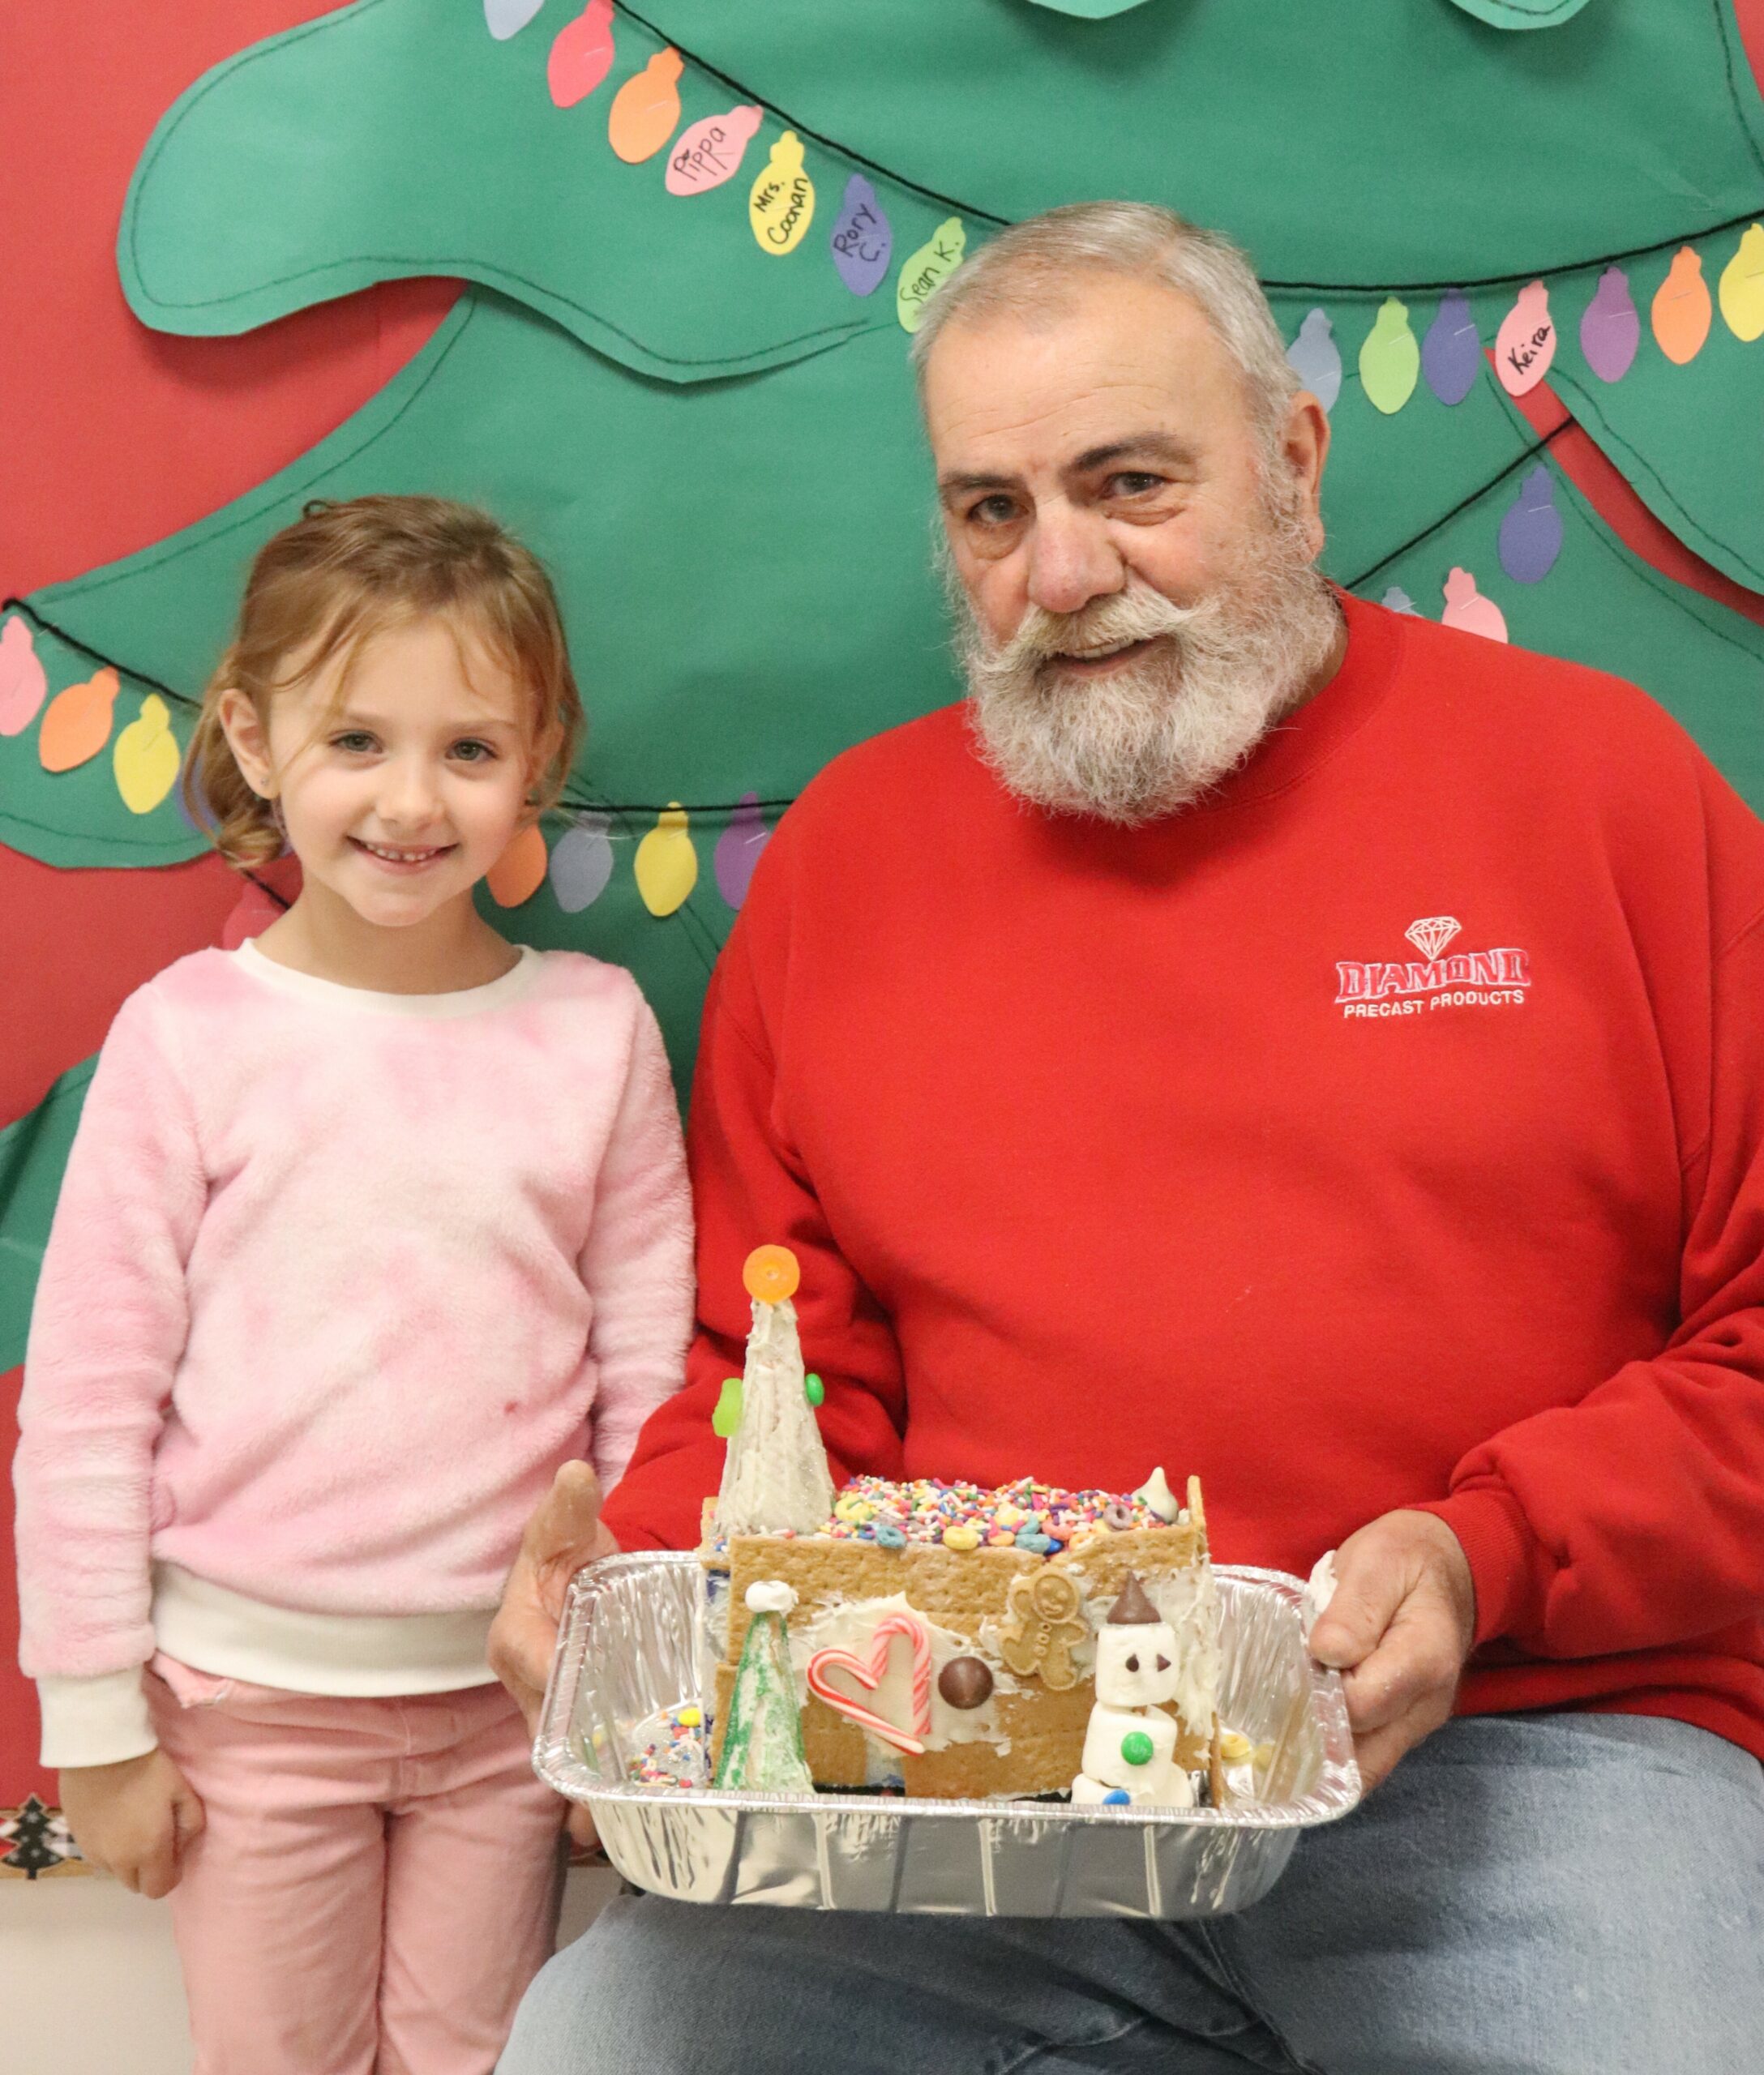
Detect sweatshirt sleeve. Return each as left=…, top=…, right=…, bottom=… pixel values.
left=600, top=913, right=908, bottom=1553
left=1419, top=904, right=1764, bottom=1659
left=14, top=988, right=205, bottom=1765
left=578, top=995, right=696, bottom=1495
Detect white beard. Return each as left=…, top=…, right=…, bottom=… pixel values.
left=953, top=504, right=1342, bottom=827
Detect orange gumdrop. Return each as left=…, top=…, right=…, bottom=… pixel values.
left=38, top=667, right=121, bottom=772
left=743, top=1244, right=801, bottom=1304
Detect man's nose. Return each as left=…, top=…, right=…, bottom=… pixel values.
left=1025, top=507, right=1125, bottom=618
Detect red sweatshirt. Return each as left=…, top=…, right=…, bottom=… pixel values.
left=605, top=594, right=1764, bottom=1757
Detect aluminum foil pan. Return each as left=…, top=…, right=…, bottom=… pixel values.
left=535, top=1552, right=1359, bottom=1919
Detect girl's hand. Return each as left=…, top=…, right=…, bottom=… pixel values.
left=58, top=1748, right=205, bottom=1898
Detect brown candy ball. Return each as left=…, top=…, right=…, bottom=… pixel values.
left=937, top=1655, right=994, bottom=1710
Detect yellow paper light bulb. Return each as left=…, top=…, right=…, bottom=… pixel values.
left=1719, top=225, right=1764, bottom=343
left=636, top=803, right=697, bottom=916
left=748, top=130, right=815, bottom=256
left=112, top=694, right=181, bottom=814
left=1358, top=297, right=1419, bottom=415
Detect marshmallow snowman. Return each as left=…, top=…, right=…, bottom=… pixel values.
left=1070, top=1574, right=1196, bottom=1809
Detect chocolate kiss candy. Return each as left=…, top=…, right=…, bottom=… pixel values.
left=1107, top=1574, right=1160, bottom=1625
left=937, top=1656, right=993, bottom=1709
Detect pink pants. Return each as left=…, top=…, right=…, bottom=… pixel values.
left=146, top=1657, right=565, bottom=2075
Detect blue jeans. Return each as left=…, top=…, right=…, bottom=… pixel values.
left=500, top=1714, right=1764, bottom=2074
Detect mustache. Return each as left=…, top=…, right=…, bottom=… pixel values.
left=974, top=583, right=1220, bottom=680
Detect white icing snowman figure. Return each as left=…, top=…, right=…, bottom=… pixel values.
left=1070, top=1573, right=1196, bottom=1810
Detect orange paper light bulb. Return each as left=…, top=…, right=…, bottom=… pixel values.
left=608, top=47, right=683, bottom=163
left=486, top=822, right=548, bottom=906
left=38, top=666, right=120, bottom=772
left=1651, top=247, right=1712, bottom=366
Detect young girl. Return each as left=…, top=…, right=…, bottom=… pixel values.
left=13, top=495, right=694, bottom=2073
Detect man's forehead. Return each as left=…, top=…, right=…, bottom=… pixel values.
left=922, top=279, right=1245, bottom=477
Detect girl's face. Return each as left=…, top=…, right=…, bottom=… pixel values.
left=222, top=617, right=537, bottom=934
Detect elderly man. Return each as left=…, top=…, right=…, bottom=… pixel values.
left=496, top=205, right=1764, bottom=2073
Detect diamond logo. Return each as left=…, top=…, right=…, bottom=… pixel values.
left=1405, top=916, right=1462, bottom=960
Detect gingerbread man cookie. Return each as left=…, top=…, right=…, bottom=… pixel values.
left=999, top=1570, right=1087, bottom=1690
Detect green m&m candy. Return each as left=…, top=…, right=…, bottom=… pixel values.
left=1120, top=1730, right=1155, bottom=1768
left=804, top=1371, right=825, bottom=1406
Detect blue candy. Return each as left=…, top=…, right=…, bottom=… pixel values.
left=1102, top=1789, right=1132, bottom=1807
left=874, top=1522, right=906, bottom=1548
left=1014, top=1530, right=1055, bottom=1555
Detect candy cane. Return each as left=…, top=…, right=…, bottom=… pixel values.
left=807, top=1613, right=934, bottom=1755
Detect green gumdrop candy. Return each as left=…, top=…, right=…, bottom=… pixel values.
left=804, top=1371, right=825, bottom=1406
left=712, top=1376, right=744, bottom=1439
left=1120, top=1730, right=1155, bottom=1768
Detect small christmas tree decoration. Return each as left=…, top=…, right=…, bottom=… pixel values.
left=713, top=1245, right=837, bottom=1536
left=713, top=1581, right=813, bottom=1792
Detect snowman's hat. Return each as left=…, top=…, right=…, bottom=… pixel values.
left=1107, top=1574, right=1160, bottom=1625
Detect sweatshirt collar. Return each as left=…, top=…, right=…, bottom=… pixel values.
left=232, top=939, right=542, bottom=1018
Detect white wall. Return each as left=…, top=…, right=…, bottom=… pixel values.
left=0, top=1865, right=618, bottom=2073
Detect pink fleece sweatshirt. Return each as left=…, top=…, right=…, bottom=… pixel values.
left=14, top=940, right=694, bottom=1766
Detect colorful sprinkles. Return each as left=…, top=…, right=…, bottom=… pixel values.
left=823, top=1476, right=1170, bottom=1553
left=629, top=1703, right=711, bottom=1790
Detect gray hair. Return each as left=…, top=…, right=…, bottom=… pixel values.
left=908, top=202, right=1300, bottom=449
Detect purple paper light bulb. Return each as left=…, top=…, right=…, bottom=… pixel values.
left=714, top=794, right=769, bottom=909
left=1421, top=289, right=1480, bottom=406
left=1579, top=267, right=1639, bottom=384
left=1497, top=465, right=1563, bottom=586
left=829, top=175, right=893, bottom=297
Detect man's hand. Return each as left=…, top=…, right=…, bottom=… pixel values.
left=488, top=1459, right=620, bottom=1850
left=1307, top=1509, right=1476, bottom=1794
left=58, top=1748, right=204, bottom=1898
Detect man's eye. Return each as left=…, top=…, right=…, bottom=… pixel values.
left=451, top=740, right=496, bottom=764
left=332, top=731, right=376, bottom=754
left=1108, top=473, right=1164, bottom=498
left=968, top=495, right=1018, bottom=527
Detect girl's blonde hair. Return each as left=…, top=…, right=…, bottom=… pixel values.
left=185, top=495, right=584, bottom=869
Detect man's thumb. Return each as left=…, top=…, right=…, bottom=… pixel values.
left=1308, top=1544, right=1402, bottom=1671
left=533, top=1460, right=604, bottom=1555
left=173, top=1786, right=205, bottom=1848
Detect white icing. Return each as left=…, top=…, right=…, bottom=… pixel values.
left=745, top=1579, right=797, bottom=1615
left=713, top=1297, right=837, bottom=1537
left=1132, top=1466, right=1180, bottom=1523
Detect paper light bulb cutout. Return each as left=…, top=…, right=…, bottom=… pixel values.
left=1651, top=248, right=1711, bottom=365
left=607, top=47, right=682, bottom=163
left=38, top=666, right=120, bottom=771
left=486, top=823, right=548, bottom=906
left=665, top=105, right=764, bottom=195
left=0, top=616, right=48, bottom=737
left=1579, top=267, right=1639, bottom=383
left=1285, top=308, right=1342, bottom=413
left=485, top=0, right=545, bottom=39
left=547, top=0, right=615, bottom=109
left=829, top=173, right=893, bottom=296
left=636, top=803, right=698, bottom=914
left=1381, top=586, right=1418, bottom=615
left=1359, top=298, right=1419, bottom=415
left=749, top=131, right=815, bottom=255
left=1719, top=226, right=1764, bottom=343
left=897, top=218, right=966, bottom=334
left=1421, top=289, right=1480, bottom=405
left=714, top=793, right=769, bottom=909
left=113, top=694, right=181, bottom=814
left=1441, top=567, right=1508, bottom=642
left=549, top=811, right=614, bottom=912
left=1497, top=465, right=1563, bottom=585
left=1495, top=281, right=1556, bottom=396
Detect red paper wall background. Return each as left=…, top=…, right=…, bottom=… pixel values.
left=6, top=0, right=1764, bottom=1812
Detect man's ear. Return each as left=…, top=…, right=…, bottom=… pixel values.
left=1282, top=391, right=1332, bottom=560
left=216, top=688, right=278, bottom=799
